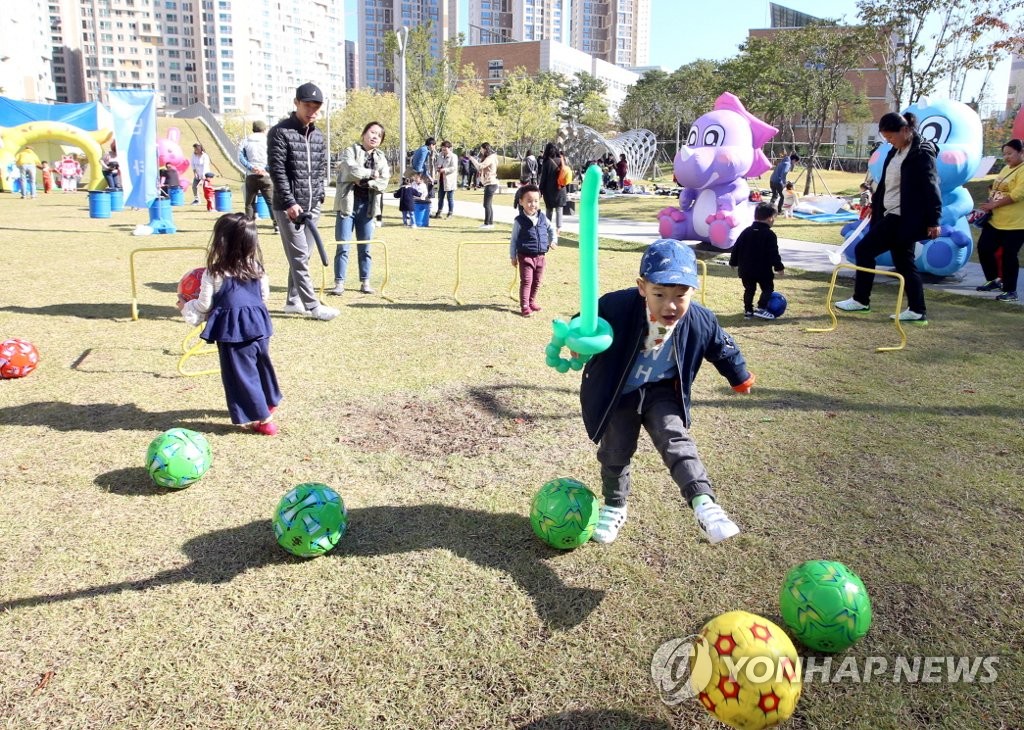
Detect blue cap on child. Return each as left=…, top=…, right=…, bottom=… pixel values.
left=639, top=239, right=700, bottom=289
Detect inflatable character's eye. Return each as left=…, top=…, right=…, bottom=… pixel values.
left=687, top=127, right=698, bottom=146
left=918, top=115, right=951, bottom=144
left=702, top=124, right=726, bottom=147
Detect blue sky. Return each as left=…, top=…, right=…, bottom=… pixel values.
left=343, top=0, right=1006, bottom=106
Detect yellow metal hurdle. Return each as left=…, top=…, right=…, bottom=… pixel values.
left=804, top=263, right=908, bottom=353
left=324, top=239, right=392, bottom=302
left=128, top=246, right=208, bottom=320
left=453, top=240, right=519, bottom=306
left=177, top=324, right=219, bottom=377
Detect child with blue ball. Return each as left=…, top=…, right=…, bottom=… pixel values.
left=730, top=202, right=785, bottom=319
left=581, top=239, right=753, bottom=544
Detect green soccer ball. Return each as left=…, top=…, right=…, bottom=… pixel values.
left=145, top=428, right=212, bottom=489
left=779, top=559, right=873, bottom=652
left=530, top=477, right=600, bottom=549
left=272, top=483, right=348, bottom=558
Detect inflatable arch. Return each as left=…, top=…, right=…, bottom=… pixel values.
left=0, top=121, right=112, bottom=192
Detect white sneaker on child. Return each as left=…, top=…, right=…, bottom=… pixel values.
left=591, top=504, right=628, bottom=544
left=694, top=502, right=740, bottom=544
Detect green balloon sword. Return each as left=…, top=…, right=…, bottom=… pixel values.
left=545, top=164, right=614, bottom=372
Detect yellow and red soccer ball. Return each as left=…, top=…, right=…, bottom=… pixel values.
left=692, top=610, right=802, bottom=730
left=177, top=267, right=205, bottom=302
left=0, top=338, right=40, bottom=379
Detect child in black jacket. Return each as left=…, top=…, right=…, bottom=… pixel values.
left=394, top=177, right=417, bottom=226
left=730, top=203, right=785, bottom=319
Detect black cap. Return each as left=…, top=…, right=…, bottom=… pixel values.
left=295, top=83, right=323, bottom=103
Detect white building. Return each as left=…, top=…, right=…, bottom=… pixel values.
left=570, top=0, right=649, bottom=68
left=359, top=0, right=458, bottom=92
left=468, top=0, right=568, bottom=45
left=0, top=1, right=57, bottom=103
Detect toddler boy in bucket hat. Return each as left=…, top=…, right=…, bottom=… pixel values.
left=579, top=238, right=754, bottom=544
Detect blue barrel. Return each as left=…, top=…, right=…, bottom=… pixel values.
left=149, top=198, right=171, bottom=223
left=108, top=189, right=125, bottom=212
left=169, top=186, right=185, bottom=206
left=88, top=191, right=111, bottom=219
left=413, top=199, right=431, bottom=227
left=214, top=189, right=232, bottom=212
left=255, top=193, right=270, bottom=219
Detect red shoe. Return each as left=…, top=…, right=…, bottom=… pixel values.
left=530, top=303, right=542, bottom=313
left=252, top=421, right=279, bottom=436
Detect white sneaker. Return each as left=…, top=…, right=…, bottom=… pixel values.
left=753, top=308, right=776, bottom=320
left=694, top=502, right=740, bottom=544
left=282, top=303, right=307, bottom=315
left=890, top=308, right=928, bottom=324
left=834, top=297, right=870, bottom=312
left=591, top=504, right=628, bottom=544
left=311, top=305, right=339, bottom=321
left=478, top=224, right=494, bottom=230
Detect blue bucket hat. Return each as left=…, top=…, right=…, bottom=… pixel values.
left=639, top=239, right=700, bottom=288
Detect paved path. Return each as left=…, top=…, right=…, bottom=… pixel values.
left=379, top=191, right=1019, bottom=301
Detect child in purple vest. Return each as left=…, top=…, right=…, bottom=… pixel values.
left=509, top=184, right=556, bottom=317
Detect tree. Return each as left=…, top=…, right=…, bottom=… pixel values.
left=720, top=36, right=803, bottom=148
left=490, top=68, right=562, bottom=158
left=856, top=0, right=1024, bottom=109
left=329, top=89, right=399, bottom=167
left=559, top=72, right=610, bottom=130
left=779, top=22, right=876, bottom=194
left=444, top=76, right=500, bottom=153
left=382, top=23, right=470, bottom=146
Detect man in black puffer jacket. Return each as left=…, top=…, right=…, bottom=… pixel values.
left=268, top=82, right=337, bottom=321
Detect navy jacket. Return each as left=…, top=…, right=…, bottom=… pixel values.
left=513, top=211, right=551, bottom=255
left=580, top=288, right=751, bottom=442
left=871, top=132, right=941, bottom=241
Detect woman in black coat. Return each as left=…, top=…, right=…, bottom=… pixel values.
left=835, top=112, right=941, bottom=324
left=537, top=142, right=564, bottom=235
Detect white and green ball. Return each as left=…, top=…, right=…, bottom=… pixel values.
left=272, top=483, right=349, bottom=558
left=145, top=428, right=212, bottom=489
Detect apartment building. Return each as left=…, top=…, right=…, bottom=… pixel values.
left=569, top=0, right=649, bottom=68
left=0, top=1, right=57, bottom=103
left=467, top=0, right=567, bottom=46
left=359, top=0, right=458, bottom=92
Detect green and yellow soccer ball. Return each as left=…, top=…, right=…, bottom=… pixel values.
left=530, top=477, right=599, bottom=549
left=145, top=428, right=212, bottom=489
left=779, top=559, right=872, bottom=652
left=272, top=483, right=348, bottom=558
left=694, top=610, right=802, bottom=730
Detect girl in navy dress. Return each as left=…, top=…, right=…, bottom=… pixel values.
left=179, top=213, right=282, bottom=435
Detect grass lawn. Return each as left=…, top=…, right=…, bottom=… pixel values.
left=1, top=191, right=1022, bottom=730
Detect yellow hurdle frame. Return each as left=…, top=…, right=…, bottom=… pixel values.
left=805, top=263, right=908, bottom=353
left=453, top=240, right=519, bottom=305
left=129, top=246, right=208, bottom=321
left=177, top=324, right=219, bottom=377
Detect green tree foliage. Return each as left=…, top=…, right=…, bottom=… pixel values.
left=856, top=0, right=1024, bottom=109
left=489, top=68, right=562, bottom=158
left=383, top=23, right=471, bottom=146
left=719, top=37, right=803, bottom=146
left=329, top=89, right=400, bottom=164
left=557, top=71, right=610, bottom=130
left=443, top=77, right=500, bottom=153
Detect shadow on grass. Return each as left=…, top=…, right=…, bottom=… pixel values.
left=515, top=711, right=671, bottom=730
left=95, top=466, right=177, bottom=497
left=0, top=302, right=179, bottom=320
left=0, top=401, right=230, bottom=433
left=466, top=383, right=579, bottom=422
left=705, top=387, right=1024, bottom=419
left=0, top=506, right=604, bottom=630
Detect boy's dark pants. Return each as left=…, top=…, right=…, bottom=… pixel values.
left=741, top=273, right=775, bottom=312
left=597, top=379, right=714, bottom=508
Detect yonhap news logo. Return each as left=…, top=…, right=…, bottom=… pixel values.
left=651, top=634, right=999, bottom=706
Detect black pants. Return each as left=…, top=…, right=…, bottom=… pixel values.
left=597, top=380, right=714, bottom=508
left=852, top=213, right=926, bottom=315
left=482, top=184, right=497, bottom=225
left=244, top=173, right=273, bottom=220
left=769, top=181, right=785, bottom=212
left=741, top=273, right=775, bottom=312
left=978, top=223, right=1024, bottom=293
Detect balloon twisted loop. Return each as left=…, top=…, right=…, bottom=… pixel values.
left=545, top=317, right=613, bottom=373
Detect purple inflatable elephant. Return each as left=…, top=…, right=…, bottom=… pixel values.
left=658, top=93, right=778, bottom=249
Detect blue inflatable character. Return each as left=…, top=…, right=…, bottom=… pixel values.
left=842, top=99, right=982, bottom=277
